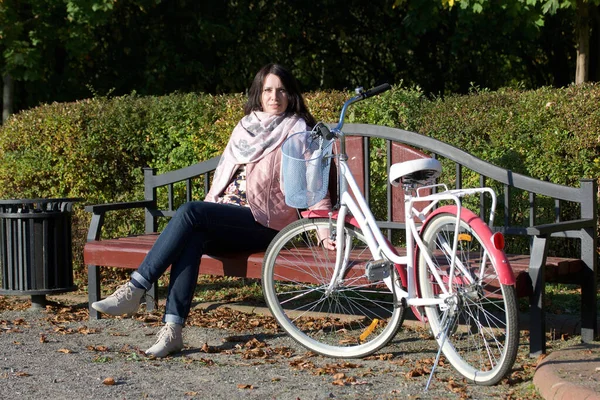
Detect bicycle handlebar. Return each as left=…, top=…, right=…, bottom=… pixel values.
left=317, top=83, right=391, bottom=140
left=361, top=83, right=391, bottom=99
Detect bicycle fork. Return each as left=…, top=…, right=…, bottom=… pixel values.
left=324, top=209, right=353, bottom=295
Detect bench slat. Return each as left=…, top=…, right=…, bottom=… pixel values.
left=84, top=235, right=266, bottom=278
left=85, top=234, right=582, bottom=294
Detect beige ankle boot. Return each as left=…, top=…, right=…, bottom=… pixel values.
left=91, top=282, right=145, bottom=317
left=145, top=323, right=184, bottom=358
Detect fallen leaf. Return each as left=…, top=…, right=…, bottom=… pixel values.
left=39, top=334, right=48, bottom=343
left=364, top=353, right=393, bottom=361
left=103, top=377, right=116, bottom=385
left=200, top=343, right=218, bottom=353
left=405, top=368, right=426, bottom=378
left=349, top=380, right=369, bottom=386
left=86, top=345, right=109, bottom=352
left=237, top=384, right=253, bottom=389
left=57, top=348, right=72, bottom=354
left=244, top=338, right=267, bottom=349
left=535, top=353, right=547, bottom=366
left=15, top=371, right=30, bottom=377
left=78, top=326, right=98, bottom=335
left=273, top=347, right=294, bottom=358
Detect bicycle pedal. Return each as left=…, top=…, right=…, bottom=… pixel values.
left=365, top=260, right=392, bottom=281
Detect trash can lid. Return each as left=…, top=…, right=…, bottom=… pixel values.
left=0, top=198, right=83, bottom=213
left=0, top=197, right=82, bottom=205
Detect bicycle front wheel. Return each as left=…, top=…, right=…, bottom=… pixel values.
left=262, top=218, right=405, bottom=358
left=417, top=210, right=518, bottom=385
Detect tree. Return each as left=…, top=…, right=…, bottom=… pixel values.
left=0, top=0, right=160, bottom=118
left=1, top=0, right=593, bottom=115
left=444, top=0, right=600, bottom=84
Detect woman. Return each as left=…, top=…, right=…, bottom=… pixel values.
left=91, top=63, right=331, bottom=358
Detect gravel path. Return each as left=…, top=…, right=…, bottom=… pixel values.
left=0, top=295, right=542, bottom=399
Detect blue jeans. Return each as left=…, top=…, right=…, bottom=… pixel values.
left=130, top=201, right=279, bottom=325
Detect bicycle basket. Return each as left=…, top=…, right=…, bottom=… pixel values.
left=281, top=131, right=334, bottom=208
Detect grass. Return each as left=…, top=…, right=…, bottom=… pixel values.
left=543, top=283, right=585, bottom=315
left=189, top=276, right=590, bottom=317
left=517, top=282, right=592, bottom=316
left=191, top=275, right=264, bottom=304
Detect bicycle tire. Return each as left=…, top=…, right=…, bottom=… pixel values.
left=417, top=210, right=518, bottom=385
left=262, top=217, right=406, bottom=358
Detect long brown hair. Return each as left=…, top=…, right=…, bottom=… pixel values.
left=244, top=63, right=316, bottom=127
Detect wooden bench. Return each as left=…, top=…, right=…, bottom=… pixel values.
left=84, top=124, right=597, bottom=357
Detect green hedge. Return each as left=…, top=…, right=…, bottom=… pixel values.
left=0, top=84, right=598, bottom=277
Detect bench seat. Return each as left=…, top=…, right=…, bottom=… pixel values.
left=84, top=233, right=582, bottom=298
left=84, top=233, right=266, bottom=278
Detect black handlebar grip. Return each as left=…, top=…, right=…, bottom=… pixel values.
left=363, top=83, right=391, bottom=99
left=317, top=124, right=335, bottom=140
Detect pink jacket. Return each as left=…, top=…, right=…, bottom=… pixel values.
left=205, top=120, right=331, bottom=231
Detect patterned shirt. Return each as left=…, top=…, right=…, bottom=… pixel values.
left=215, top=166, right=248, bottom=207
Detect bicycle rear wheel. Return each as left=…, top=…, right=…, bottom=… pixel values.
left=262, top=218, right=405, bottom=358
left=417, top=210, right=518, bottom=385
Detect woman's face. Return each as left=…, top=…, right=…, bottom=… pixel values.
left=261, top=73, right=289, bottom=115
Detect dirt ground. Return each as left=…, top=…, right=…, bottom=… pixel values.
left=0, top=293, right=549, bottom=399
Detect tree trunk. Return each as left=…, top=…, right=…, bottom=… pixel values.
left=591, top=4, right=600, bottom=81
left=2, top=74, right=13, bottom=122
left=575, top=0, right=590, bottom=84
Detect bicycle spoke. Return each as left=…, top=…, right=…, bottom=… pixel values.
left=418, top=211, right=518, bottom=385
left=262, top=218, right=405, bottom=358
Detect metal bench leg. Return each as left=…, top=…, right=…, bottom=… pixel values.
left=528, top=235, right=549, bottom=357
left=145, top=283, right=158, bottom=312
left=580, top=227, right=597, bottom=343
left=88, top=264, right=101, bottom=320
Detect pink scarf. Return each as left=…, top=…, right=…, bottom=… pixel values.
left=205, top=112, right=306, bottom=202
left=225, top=112, right=296, bottom=163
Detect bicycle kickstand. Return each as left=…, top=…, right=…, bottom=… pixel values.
left=425, top=310, right=457, bottom=391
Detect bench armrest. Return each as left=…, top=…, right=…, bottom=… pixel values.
left=85, top=200, right=156, bottom=215
left=85, top=200, right=157, bottom=241
left=526, top=218, right=595, bottom=236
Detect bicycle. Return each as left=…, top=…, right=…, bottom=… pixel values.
left=261, top=84, right=519, bottom=387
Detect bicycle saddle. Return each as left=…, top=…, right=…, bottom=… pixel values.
left=389, top=158, right=442, bottom=186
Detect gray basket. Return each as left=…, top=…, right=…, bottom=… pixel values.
left=281, top=132, right=334, bottom=208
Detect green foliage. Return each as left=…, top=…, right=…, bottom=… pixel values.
left=416, top=84, right=600, bottom=186
left=0, top=84, right=598, bottom=273
left=414, top=83, right=600, bottom=255
left=2, top=0, right=587, bottom=114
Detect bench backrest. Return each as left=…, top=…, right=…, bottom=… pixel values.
left=142, top=124, right=596, bottom=266
left=336, top=136, right=431, bottom=226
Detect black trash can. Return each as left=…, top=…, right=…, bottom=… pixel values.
left=0, top=198, right=80, bottom=309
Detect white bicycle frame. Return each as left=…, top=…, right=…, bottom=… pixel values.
left=326, top=131, right=498, bottom=310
